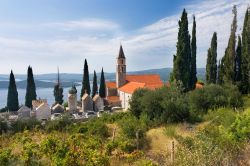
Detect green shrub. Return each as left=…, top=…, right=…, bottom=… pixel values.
left=0, top=149, right=12, bottom=165
left=164, top=125, right=177, bottom=138
left=0, top=118, right=8, bottom=134
left=86, top=120, right=109, bottom=138
left=11, top=118, right=41, bottom=133
left=45, top=115, right=72, bottom=132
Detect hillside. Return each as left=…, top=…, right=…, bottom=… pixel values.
left=0, top=68, right=206, bottom=88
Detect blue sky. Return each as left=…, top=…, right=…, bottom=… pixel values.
left=0, top=0, right=248, bottom=74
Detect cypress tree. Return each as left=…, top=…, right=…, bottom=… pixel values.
left=99, top=68, right=106, bottom=98
left=7, top=70, right=19, bottom=111
left=53, top=68, right=63, bottom=104
left=235, top=36, right=242, bottom=82
left=172, top=9, right=191, bottom=91
left=222, top=5, right=237, bottom=83
left=217, top=60, right=224, bottom=85
left=25, top=66, right=37, bottom=108
left=190, top=15, right=197, bottom=89
left=241, top=7, right=250, bottom=94
left=206, top=32, right=217, bottom=84
left=92, top=70, right=98, bottom=98
left=81, top=59, right=91, bottom=97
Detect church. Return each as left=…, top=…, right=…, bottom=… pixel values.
left=106, top=45, right=164, bottom=110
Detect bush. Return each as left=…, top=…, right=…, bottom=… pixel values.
left=45, top=115, right=72, bottom=132
left=0, top=149, right=12, bottom=165
left=188, top=84, right=243, bottom=114
left=0, top=118, right=8, bottom=134
left=85, top=120, right=109, bottom=139
left=164, top=125, right=177, bottom=138
left=11, top=118, right=41, bottom=133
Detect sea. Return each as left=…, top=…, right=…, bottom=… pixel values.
left=0, top=86, right=82, bottom=108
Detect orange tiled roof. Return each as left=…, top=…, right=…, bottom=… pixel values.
left=106, top=82, right=116, bottom=89
left=126, top=74, right=163, bottom=85
left=107, top=96, right=120, bottom=102
left=195, top=82, right=204, bottom=89
left=118, top=82, right=146, bottom=94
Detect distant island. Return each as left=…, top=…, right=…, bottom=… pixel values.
left=0, top=68, right=206, bottom=89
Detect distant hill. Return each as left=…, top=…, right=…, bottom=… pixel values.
left=0, top=68, right=205, bottom=89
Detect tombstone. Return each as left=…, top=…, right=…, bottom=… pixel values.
left=93, top=94, right=104, bottom=112
left=17, top=105, right=31, bottom=119
left=82, top=92, right=93, bottom=113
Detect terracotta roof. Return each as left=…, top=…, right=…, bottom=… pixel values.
left=118, top=82, right=146, bottom=94
left=107, top=96, right=120, bottom=102
left=106, top=82, right=116, bottom=89
left=126, top=74, right=163, bottom=86
left=195, top=83, right=204, bottom=89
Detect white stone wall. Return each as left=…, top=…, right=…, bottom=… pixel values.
left=119, top=90, right=132, bottom=110
left=94, top=97, right=104, bottom=111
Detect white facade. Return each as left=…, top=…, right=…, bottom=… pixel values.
left=118, top=90, right=132, bottom=110
left=35, top=103, right=51, bottom=121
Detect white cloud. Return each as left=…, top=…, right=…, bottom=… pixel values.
left=0, top=0, right=248, bottom=74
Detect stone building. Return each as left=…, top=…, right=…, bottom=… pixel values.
left=35, top=103, right=51, bottom=120
left=52, top=104, right=64, bottom=114
left=93, top=94, right=104, bottom=111
left=81, top=92, right=93, bottom=112
left=17, top=106, right=31, bottom=119
left=106, top=45, right=164, bottom=110
left=67, top=85, right=78, bottom=113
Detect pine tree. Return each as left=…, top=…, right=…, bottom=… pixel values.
left=172, top=9, right=191, bottom=91
left=241, top=7, right=250, bottom=94
left=25, top=66, right=37, bottom=108
left=81, top=59, right=91, bottom=97
left=53, top=68, right=63, bottom=104
left=92, top=70, right=98, bottom=98
left=221, top=5, right=237, bottom=83
left=206, top=32, right=217, bottom=84
left=99, top=68, right=106, bottom=98
left=235, top=36, right=242, bottom=82
left=190, top=15, right=197, bottom=89
left=7, top=70, right=19, bottom=111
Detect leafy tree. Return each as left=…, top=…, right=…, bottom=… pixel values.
left=81, top=59, right=91, bottom=97
left=129, top=88, right=150, bottom=118
left=172, top=9, right=191, bottom=91
left=7, top=70, right=19, bottom=111
left=92, top=70, right=98, bottom=98
left=25, top=66, right=37, bottom=108
left=206, top=32, right=217, bottom=84
left=221, top=6, right=237, bottom=83
left=99, top=68, right=106, bottom=98
left=190, top=15, right=197, bottom=90
left=241, top=7, right=250, bottom=94
left=53, top=68, right=63, bottom=104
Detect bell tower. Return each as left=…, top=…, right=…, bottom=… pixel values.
left=116, top=45, right=126, bottom=88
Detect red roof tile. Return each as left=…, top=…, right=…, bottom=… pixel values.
left=126, top=74, right=163, bottom=85
left=106, top=82, right=116, bottom=89
left=118, top=82, right=146, bottom=94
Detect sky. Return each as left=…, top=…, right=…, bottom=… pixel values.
left=0, top=0, right=249, bottom=74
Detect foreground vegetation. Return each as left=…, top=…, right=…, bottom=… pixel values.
left=0, top=84, right=249, bottom=165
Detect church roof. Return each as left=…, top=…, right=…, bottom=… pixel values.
left=52, top=104, right=64, bottom=111
left=126, top=74, right=163, bottom=86
left=118, top=74, right=164, bottom=94
left=118, top=45, right=125, bottom=59
left=118, top=82, right=146, bottom=94
left=106, top=82, right=116, bottom=89
left=82, top=93, right=90, bottom=100
left=93, top=94, right=101, bottom=101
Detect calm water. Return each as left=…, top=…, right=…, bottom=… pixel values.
left=0, top=86, right=82, bottom=108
